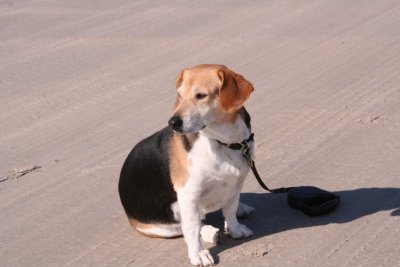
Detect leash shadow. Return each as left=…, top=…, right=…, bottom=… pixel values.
left=205, top=187, right=400, bottom=263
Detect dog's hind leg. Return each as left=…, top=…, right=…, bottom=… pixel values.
left=236, top=202, right=255, bottom=218
left=223, top=193, right=253, bottom=239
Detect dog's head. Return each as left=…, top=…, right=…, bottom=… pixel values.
left=168, top=64, right=254, bottom=133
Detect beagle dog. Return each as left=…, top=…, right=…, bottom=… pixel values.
left=119, top=64, right=255, bottom=266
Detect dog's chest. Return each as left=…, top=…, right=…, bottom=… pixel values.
left=187, top=135, right=251, bottom=212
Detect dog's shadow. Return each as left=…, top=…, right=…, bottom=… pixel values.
left=205, top=187, right=400, bottom=263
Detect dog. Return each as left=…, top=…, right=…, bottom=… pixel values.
left=119, top=64, right=256, bottom=266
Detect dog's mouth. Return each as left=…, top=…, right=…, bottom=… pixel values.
left=172, top=124, right=206, bottom=134
left=168, top=116, right=207, bottom=134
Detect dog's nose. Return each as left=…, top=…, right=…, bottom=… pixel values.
left=168, top=116, right=183, bottom=131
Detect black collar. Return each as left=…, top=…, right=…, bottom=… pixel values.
left=216, top=133, right=254, bottom=151
left=217, top=133, right=290, bottom=193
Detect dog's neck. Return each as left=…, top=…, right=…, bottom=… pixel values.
left=200, top=112, right=251, bottom=145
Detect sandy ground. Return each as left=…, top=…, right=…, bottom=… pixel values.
left=1, top=0, right=400, bottom=266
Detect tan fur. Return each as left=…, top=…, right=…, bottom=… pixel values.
left=218, top=68, right=254, bottom=113
left=129, top=219, right=162, bottom=238
left=169, top=134, right=190, bottom=189
left=170, top=64, right=252, bottom=188
left=129, top=219, right=182, bottom=239
left=176, top=69, right=185, bottom=88
left=174, top=64, right=253, bottom=118
left=174, top=67, right=219, bottom=117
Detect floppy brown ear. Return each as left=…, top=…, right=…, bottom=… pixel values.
left=218, top=69, right=254, bottom=113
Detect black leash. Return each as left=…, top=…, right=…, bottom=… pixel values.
left=217, top=133, right=291, bottom=194
left=218, top=133, right=341, bottom=216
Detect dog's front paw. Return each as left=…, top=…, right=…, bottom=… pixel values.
left=226, top=223, right=253, bottom=239
left=189, top=249, right=215, bottom=266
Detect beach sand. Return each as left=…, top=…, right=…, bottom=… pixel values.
left=1, top=1, right=399, bottom=266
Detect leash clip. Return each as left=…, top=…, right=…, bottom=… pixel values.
left=241, top=144, right=253, bottom=167
left=216, top=133, right=255, bottom=167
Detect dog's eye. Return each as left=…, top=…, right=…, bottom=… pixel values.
left=177, top=92, right=181, bottom=98
left=195, top=93, right=207, bottom=100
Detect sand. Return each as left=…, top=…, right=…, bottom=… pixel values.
left=1, top=0, right=399, bottom=266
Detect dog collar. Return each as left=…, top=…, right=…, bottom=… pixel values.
left=218, top=133, right=290, bottom=193
left=216, top=133, right=254, bottom=151
left=217, top=133, right=255, bottom=166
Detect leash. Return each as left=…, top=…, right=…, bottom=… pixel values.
left=217, top=133, right=341, bottom=216
left=217, top=133, right=291, bottom=194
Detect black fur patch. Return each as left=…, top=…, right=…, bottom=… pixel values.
left=239, top=107, right=251, bottom=128
left=118, top=127, right=178, bottom=224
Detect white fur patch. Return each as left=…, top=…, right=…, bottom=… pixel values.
left=136, top=223, right=182, bottom=238
left=170, top=201, right=181, bottom=221
left=185, top=133, right=251, bottom=215
left=224, top=221, right=253, bottom=239
left=175, top=113, right=254, bottom=266
left=200, top=224, right=220, bottom=244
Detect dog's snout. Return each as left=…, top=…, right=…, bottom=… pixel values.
left=168, top=116, right=183, bottom=131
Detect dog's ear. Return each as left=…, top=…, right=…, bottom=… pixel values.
left=217, top=69, right=254, bottom=113
left=176, top=69, right=185, bottom=89
left=173, top=70, right=185, bottom=109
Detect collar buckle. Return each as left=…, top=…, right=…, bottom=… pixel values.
left=216, top=133, right=254, bottom=167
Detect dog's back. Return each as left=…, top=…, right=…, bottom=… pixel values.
left=118, top=127, right=180, bottom=236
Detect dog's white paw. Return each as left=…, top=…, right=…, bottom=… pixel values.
left=189, top=249, right=215, bottom=266
left=226, top=223, right=253, bottom=239
left=200, top=225, right=220, bottom=244
left=236, top=202, right=255, bottom=218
